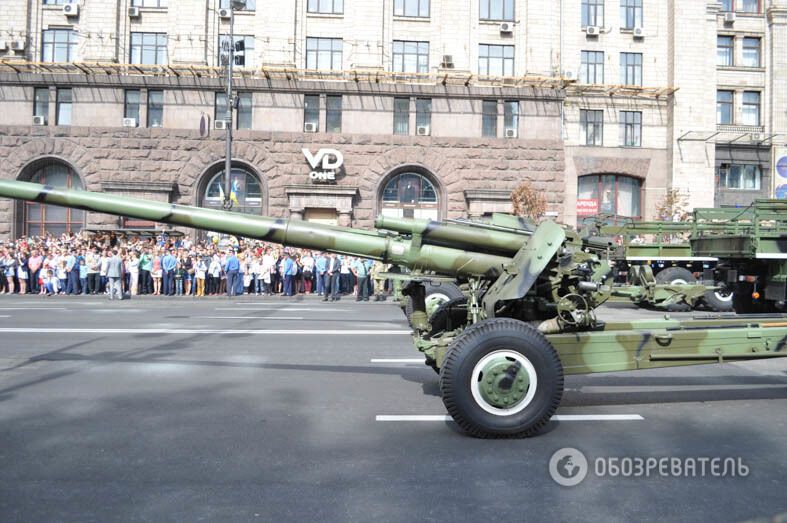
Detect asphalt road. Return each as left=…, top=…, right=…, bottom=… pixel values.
left=0, top=295, right=785, bottom=522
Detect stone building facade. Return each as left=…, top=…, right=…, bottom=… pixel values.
left=0, top=0, right=785, bottom=239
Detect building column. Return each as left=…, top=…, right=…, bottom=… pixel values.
left=338, top=211, right=352, bottom=227
left=290, top=208, right=304, bottom=220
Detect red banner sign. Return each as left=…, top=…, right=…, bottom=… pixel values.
left=576, top=199, right=599, bottom=216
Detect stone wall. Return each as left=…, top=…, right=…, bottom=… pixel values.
left=0, top=125, right=565, bottom=239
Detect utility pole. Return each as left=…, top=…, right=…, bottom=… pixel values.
left=222, top=0, right=247, bottom=210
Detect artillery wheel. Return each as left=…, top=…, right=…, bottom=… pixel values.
left=439, top=318, right=563, bottom=438
left=404, top=281, right=464, bottom=326
left=702, top=286, right=734, bottom=312
left=654, top=267, right=696, bottom=286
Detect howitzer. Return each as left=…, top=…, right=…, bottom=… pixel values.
left=1, top=179, right=786, bottom=439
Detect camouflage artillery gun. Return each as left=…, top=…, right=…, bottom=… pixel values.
left=1, top=179, right=787, bottom=439
left=376, top=214, right=712, bottom=315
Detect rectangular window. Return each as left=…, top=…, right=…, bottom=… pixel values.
left=482, top=100, right=497, bottom=137
left=620, top=52, right=642, bottom=86
left=581, top=0, right=604, bottom=26
left=219, top=0, right=256, bottom=9
left=124, top=90, right=140, bottom=125
left=130, top=32, right=167, bottom=65
left=480, top=0, right=514, bottom=21
left=237, top=92, right=252, bottom=130
left=306, top=37, right=342, bottom=70
left=739, top=0, right=760, bottom=13
left=34, top=88, right=49, bottom=125
left=580, top=51, right=604, bottom=84
left=147, top=90, right=164, bottom=128
left=416, top=98, right=431, bottom=130
left=215, top=92, right=229, bottom=123
left=393, top=97, right=410, bottom=135
left=717, top=36, right=733, bottom=66
left=580, top=109, right=603, bottom=146
left=392, top=41, right=429, bottom=73
left=56, top=88, right=72, bottom=126
left=504, top=101, right=518, bottom=134
left=307, top=0, right=343, bottom=14
left=219, top=35, right=254, bottom=68
left=131, top=0, right=167, bottom=6
left=326, top=95, right=342, bottom=133
left=42, top=29, right=77, bottom=62
left=720, top=0, right=733, bottom=11
left=478, top=44, right=515, bottom=77
left=620, top=0, right=643, bottom=29
left=619, top=111, right=642, bottom=147
left=718, top=164, right=761, bottom=190
left=716, top=90, right=733, bottom=125
left=394, top=0, right=429, bottom=17
left=742, top=37, right=761, bottom=67
left=304, top=94, right=320, bottom=130
left=742, top=91, right=760, bottom=126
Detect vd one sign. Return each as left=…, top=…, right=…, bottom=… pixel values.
left=303, top=148, right=344, bottom=182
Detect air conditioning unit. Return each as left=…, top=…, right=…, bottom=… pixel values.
left=122, top=117, right=137, bottom=127
left=214, top=119, right=228, bottom=130
left=505, top=128, right=517, bottom=138
left=633, top=26, right=644, bottom=38
left=724, top=12, right=736, bottom=23
left=585, top=25, right=600, bottom=36
left=219, top=8, right=231, bottom=19
left=0, top=41, right=7, bottom=52
left=562, top=70, right=575, bottom=80
left=63, top=3, right=79, bottom=16
left=303, top=122, right=317, bottom=133
left=416, top=125, right=430, bottom=136
left=11, top=40, right=25, bottom=51
left=499, top=22, right=513, bottom=34
left=441, top=54, right=454, bottom=68
left=128, top=6, right=140, bottom=18
left=751, top=132, right=764, bottom=142
left=32, top=115, right=46, bottom=126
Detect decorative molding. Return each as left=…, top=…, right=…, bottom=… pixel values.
left=102, top=181, right=175, bottom=192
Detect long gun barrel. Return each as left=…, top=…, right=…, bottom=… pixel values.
left=0, top=180, right=511, bottom=279
left=374, top=215, right=529, bottom=256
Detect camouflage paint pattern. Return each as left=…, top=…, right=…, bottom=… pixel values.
left=0, top=180, right=512, bottom=279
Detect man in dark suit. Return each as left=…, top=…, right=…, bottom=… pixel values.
left=323, top=253, right=341, bottom=302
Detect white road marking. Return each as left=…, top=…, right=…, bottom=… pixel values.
left=371, top=358, right=426, bottom=363
left=580, top=385, right=785, bottom=393
left=0, top=315, right=9, bottom=318
left=0, top=327, right=411, bottom=335
left=196, top=316, right=305, bottom=320
left=0, top=307, right=66, bottom=310
left=376, top=414, right=644, bottom=422
left=215, top=307, right=349, bottom=312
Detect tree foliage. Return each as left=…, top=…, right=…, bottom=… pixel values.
left=511, top=182, right=547, bottom=221
left=655, top=188, right=690, bottom=222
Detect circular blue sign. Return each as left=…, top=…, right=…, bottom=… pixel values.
left=777, top=155, right=787, bottom=178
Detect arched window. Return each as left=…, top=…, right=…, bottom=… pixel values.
left=577, top=174, right=642, bottom=219
left=380, top=171, right=440, bottom=220
left=201, top=167, right=262, bottom=215
left=21, top=160, right=84, bottom=236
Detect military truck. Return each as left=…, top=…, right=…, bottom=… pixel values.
left=1, top=179, right=786, bottom=439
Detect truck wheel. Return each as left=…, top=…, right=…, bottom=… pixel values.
left=404, top=281, right=464, bottom=325
left=439, top=318, right=563, bottom=438
left=654, top=267, right=697, bottom=286
left=428, top=296, right=468, bottom=335
left=702, top=286, right=734, bottom=312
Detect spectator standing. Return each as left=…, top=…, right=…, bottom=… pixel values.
left=174, top=262, right=185, bottom=296
left=78, top=258, right=88, bottom=294
left=208, top=254, right=221, bottom=295
left=301, top=251, right=315, bottom=294
left=86, top=248, right=101, bottom=295
left=282, top=252, right=295, bottom=296
left=324, top=252, right=341, bottom=302
left=138, top=248, right=152, bottom=295
left=128, top=251, right=140, bottom=295
left=315, top=252, right=327, bottom=296
left=16, top=251, right=28, bottom=295
left=352, top=256, right=370, bottom=301
left=195, top=257, right=207, bottom=297
left=224, top=249, right=240, bottom=297
left=28, top=249, right=43, bottom=294
left=99, top=249, right=110, bottom=294
left=161, top=249, right=177, bottom=296
left=65, top=249, right=78, bottom=295
left=106, top=249, right=123, bottom=300
left=151, top=252, right=162, bottom=295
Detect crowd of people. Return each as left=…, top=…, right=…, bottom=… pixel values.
left=0, top=231, right=390, bottom=301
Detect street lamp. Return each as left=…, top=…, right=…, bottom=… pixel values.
left=222, top=0, right=247, bottom=210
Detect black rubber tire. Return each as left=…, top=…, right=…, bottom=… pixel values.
left=702, top=286, right=734, bottom=312
left=654, top=267, right=697, bottom=285
left=428, top=296, right=468, bottom=334
left=439, top=318, right=564, bottom=438
left=403, top=281, right=464, bottom=325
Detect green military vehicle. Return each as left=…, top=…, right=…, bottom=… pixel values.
left=1, top=180, right=786, bottom=439
left=588, top=199, right=787, bottom=314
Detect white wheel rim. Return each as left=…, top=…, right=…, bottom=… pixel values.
left=671, top=279, right=688, bottom=285
left=470, top=350, right=538, bottom=416
left=425, top=292, right=450, bottom=315
left=714, top=290, right=733, bottom=302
